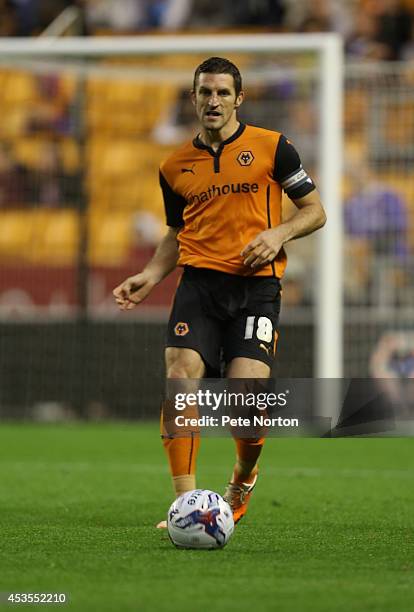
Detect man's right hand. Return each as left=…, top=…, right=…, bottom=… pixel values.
left=113, top=271, right=157, bottom=310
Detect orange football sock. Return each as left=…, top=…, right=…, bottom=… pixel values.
left=162, top=434, right=200, bottom=477
left=160, top=400, right=200, bottom=497
left=232, top=437, right=265, bottom=483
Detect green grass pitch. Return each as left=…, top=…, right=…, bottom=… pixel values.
left=0, top=424, right=413, bottom=611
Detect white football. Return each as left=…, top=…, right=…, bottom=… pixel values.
left=167, top=489, right=234, bottom=549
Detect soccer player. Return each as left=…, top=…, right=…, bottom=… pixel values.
left=113, top=57, right=326, bottom=526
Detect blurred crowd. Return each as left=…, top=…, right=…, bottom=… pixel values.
left=1, top=0, right=414, bottom=61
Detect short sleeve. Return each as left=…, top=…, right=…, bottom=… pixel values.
left=273, top=135, right=316, bottom=199
left=159, top=170, right=186, bottom=227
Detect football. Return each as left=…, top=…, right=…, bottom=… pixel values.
left=167, top=489, right=234, bottom=549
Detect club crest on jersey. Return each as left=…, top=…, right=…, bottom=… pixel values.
left=174, top=322, right=189, bottom=336
left=237, top=150, right=254, bottom=166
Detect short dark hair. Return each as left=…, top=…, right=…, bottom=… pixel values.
left=193, top=57, right=242, bottom=96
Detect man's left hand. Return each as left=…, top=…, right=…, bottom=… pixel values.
left=241, top=227, right=288, bottom=269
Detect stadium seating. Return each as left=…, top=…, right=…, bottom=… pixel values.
left=88, top=210, right=133, bottom=266
left=87, top=78, right=178, bottom=135
left=87, top=139, right=174, bottom=215
left=35, top=209, right=79, bottom=264
left=0, top=211, right=33, bottom=260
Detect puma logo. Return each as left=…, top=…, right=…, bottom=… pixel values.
left=259, top=343, right=271, bottom=356
left=181, top=164, right=196, bottom=175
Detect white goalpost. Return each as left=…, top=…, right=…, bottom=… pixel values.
left=0, top=33, right=344, bottom=379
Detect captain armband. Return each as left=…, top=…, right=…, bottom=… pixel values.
left=280, top=165, right=315, bottom=199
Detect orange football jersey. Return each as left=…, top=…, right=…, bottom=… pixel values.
left=160, top=123, right=314, bottom=278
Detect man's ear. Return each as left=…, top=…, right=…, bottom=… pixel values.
left=234, top=90, right=244, bottom=108
left=190, top=89, right=196, bottom=106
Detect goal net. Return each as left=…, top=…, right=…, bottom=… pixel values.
left=344, top=62, right=414, bottom=379
left=0, top=34, right=347, bottom=419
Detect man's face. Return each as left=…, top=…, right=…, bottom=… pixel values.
left=191, top=72, right=244, bottom=131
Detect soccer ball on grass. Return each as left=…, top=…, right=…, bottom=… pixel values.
left=167, top=489, right=234, bottom=549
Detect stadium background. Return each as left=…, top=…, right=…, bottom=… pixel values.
left=0, top=0, right=413, bottom=420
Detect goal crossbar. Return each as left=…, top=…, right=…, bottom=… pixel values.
left=0, top=33, right=343, bottom=56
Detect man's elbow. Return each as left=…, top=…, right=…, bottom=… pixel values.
left=318, top=207, right=327, bottom=229
left=308, top=205, right=326, bottom=231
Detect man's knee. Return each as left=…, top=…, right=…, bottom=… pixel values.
left=165, top=347, right=205, bottom=379
left=226, top=357, right=271, bottom=379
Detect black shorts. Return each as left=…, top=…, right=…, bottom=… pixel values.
left=166, top=266, right=281, bottom=376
